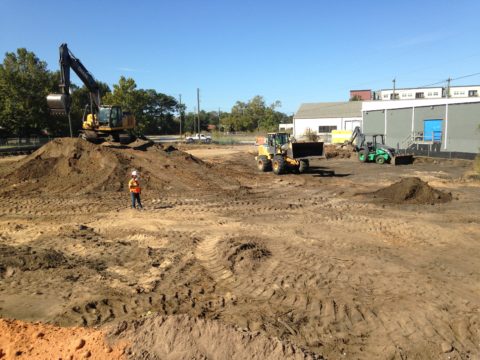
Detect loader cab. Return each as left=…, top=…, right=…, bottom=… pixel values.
left=359, top=134, right=384, bottom=150
left=267, top=132, right=289, bottom=153
left=372, top=134, right=385, bottom=146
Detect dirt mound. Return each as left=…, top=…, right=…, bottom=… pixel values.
left=0, top=243, right=105, bottom=277
left=219, top=238, right=271, bottom=274
left=3, top=138, right=241, bottom=194
left=110, top=315, right=322, bottom=360
left=323, top=144, right=353, bottom=159
left=372, top=177, right=452, bottom=204
left=0, top=318, right=126, bottom=360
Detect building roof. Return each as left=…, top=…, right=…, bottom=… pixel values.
left=295, top=101, right=362, bottom=119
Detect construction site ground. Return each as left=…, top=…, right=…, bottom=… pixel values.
left=0, top=140, right=479, bottom=359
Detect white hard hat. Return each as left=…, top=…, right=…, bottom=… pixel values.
left=131, top=170, right=138, bottom=176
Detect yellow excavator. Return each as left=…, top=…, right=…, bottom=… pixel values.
left=256, top=132, right=324, bottom=175
left=47, top=43, right=135, bottom=142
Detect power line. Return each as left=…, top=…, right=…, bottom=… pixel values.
left=451, top=71, right=480, bottom=81
left=419, top=71, right=480, bottom=88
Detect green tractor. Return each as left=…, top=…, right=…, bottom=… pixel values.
left=357, top=134, right=395, bottom=164
left=347, top=126, right=412, bottom=165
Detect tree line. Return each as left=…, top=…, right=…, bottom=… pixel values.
left=0, top=48, right=291, bottom=137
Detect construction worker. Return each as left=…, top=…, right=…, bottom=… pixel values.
left=129, top=170, right=143, bottom=209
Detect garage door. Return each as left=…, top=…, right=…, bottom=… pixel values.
left=423, top=119, right=443, bottom=141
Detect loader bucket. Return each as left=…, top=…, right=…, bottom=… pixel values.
left=289, top=142, right=324, bottom=159
left=393, top=154, right=414, bottom=165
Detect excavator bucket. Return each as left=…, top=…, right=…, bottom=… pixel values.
left=47, top=94, right=70, bottom=115
left=289, top=142, right=324, bottom=159
left=392, top=154, right=414, bottom=165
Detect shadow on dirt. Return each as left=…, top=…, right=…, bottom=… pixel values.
left=308, top=166, right=351, bottom=177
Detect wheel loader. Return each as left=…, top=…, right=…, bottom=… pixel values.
left=255, top=133, right=324, bottom=175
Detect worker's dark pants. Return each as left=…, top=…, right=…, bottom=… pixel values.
left=131, top=192, right=143, bottom=209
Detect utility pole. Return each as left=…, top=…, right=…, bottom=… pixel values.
left=197, top=88, right=200, bottom=134
left=392, top=78, right=396, bottom=100
left=446, top=78, right=451, bottom=98
left=193, top=107, right=197, bottom=134
left=178, top=94, right=182, bottom=137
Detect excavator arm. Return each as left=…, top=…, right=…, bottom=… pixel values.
left=47, top=43, right=101, bottom=115
left=347, top=126, right=365, bottom=151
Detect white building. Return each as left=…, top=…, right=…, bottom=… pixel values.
left=293, top=102, right=362, bottom=141
left=374, top=85, right=480, bottom=100
left=278, top=123, right=293, bottom=132
left=449, top=86, right=480, bottom=98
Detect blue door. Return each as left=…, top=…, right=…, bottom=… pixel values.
left=423, top=119, right=443, bottom=141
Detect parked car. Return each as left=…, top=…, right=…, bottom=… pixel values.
left=185, top=133, right=212, bottom=144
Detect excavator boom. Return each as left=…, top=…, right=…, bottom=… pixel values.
left=47, top=43, right=101, bottom=115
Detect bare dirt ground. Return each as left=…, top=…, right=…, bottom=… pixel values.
left=0, top=139, right=479, bottom=359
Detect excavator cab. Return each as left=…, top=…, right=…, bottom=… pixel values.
left=98, top=106, right=123, bottom=128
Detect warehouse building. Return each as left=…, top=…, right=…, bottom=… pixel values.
left=362, top=97, right=480, bottom=158
left=293, top=102, right=362, bottom=141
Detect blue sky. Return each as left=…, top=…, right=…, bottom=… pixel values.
left=1, top=0, right=479, bottom=114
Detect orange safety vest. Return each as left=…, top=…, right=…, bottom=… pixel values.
left=129, top=178, right=141, bottom=193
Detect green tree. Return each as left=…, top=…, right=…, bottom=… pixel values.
left=183, top=110, right=215, bottom=133
left=222, top=95, right=288, bottom=132
left=103, top=77, right=178, bottom=135
left=140, top=89, right=178, bottom=134
left=0, top=48, right=56, bottom=136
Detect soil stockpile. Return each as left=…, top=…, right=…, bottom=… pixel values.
left=0, top=318, right=126, bottom=360
left=111, top=315, right=322, bottom=360
left=323, top=144, right=353, bottom=159
left=3, top=138, right=241, bottom=194
left=372, top=177, right=452, bottom=204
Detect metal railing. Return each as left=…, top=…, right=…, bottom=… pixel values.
left=400, top=131, right=442, bottom=150
left=0, top=136, right=51, bottom=155
left=0, top=136, right=50, bottom=147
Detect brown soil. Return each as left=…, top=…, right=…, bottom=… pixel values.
left=323, top=144, right=353, bottom=159
left=0, top=140, right=479, bottom=359
left=0, top=318, right=126, bottom=359
left=372, top=176, right=452, bottom=204
left=111, top=315, right=321, bottom=359
left=5, top=138, right=242, bottom=195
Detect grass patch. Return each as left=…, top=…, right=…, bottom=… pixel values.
left=474, top=155, right=480, bottom=174
left=212, top=132, right=259, bottom=145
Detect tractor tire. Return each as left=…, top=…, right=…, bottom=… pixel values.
left=257, top=155, right=272, bottom=172
left=358, top=149, right=368, bottom=163
left=375, top=155, right=386, bottom=164
left=272, top=155, right=286, bottom=175
left=299, top=159, right=310, bottom=173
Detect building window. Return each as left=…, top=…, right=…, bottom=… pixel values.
left=415, top=92, right=425, bottom=99
left=318, top=126, right=337, bottom=133
left=383, top=94, right=389, bottom=99
left=433, top=92, right=439, bottom=96
left=390, top=93, right=399, bottom=100
left=468, top=90, right=478, bottom=97
left=427, top=92, right=432, bottom=96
